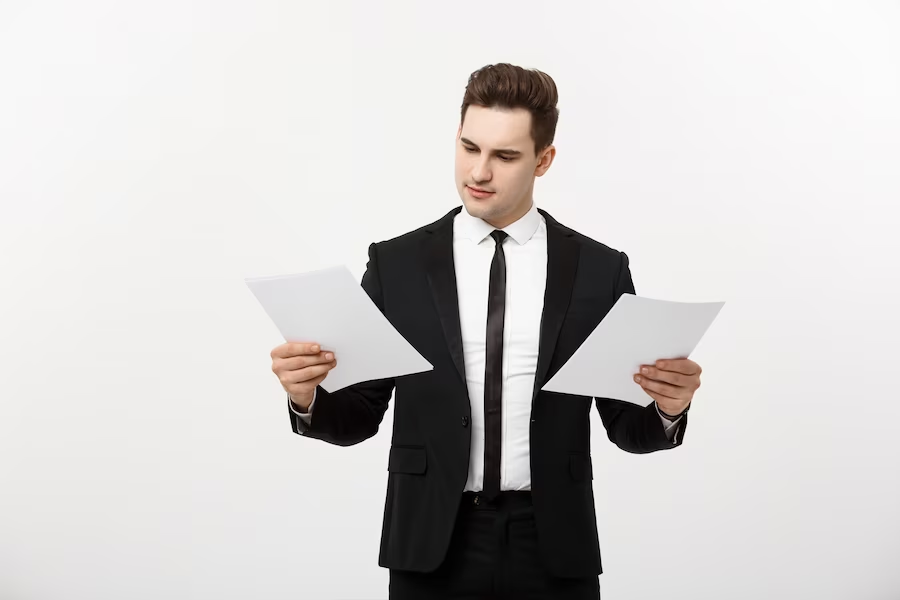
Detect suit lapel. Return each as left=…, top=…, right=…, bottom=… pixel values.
left=424, top=207, right=467, bottom=384
left=423, top=206, right=579, bottom=394
left=533, top=210, right=579, bottom=399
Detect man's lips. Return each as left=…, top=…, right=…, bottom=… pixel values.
left=467, top=186, right=495, bottom=197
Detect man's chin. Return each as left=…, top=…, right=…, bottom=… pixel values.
left=461, top=198, right=494, bottom=218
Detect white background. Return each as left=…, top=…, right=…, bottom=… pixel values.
left=2, top=1, right=899, bottom=599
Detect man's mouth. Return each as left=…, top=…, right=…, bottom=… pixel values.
left=467, top=186, right=495, bottom=198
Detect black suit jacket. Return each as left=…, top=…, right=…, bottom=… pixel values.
left=289, top=206, right=686, bottom=578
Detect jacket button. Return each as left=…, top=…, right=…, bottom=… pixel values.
left=461, top=416, right=469, bottom=427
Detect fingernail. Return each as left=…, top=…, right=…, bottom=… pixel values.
left=311, top=345, right=319, bottom=352
left=325, top=353, right=333, bottom=360
left=634, top=375, right=642, bottom=383
left=641, top=367, right=649, bottom=375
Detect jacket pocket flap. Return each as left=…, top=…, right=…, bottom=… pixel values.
left=388, top=446, right=427, bottom=474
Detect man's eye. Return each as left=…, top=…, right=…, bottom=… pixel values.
left=464, top=147, right=512, bottom=161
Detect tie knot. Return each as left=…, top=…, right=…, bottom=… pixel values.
left=491, top=230, right=508, bottom=245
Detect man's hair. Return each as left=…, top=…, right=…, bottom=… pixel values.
left=460, top=63, right=560, bottom=156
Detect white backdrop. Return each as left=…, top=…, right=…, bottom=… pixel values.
left=2, top=1, right=899, bottom=599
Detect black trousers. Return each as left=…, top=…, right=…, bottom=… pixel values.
left=389, top=491, right=600, bottom=600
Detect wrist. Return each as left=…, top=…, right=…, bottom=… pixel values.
left=289, top=393, right=313, bottom=413
left=657, top=402, right=689, bottom=420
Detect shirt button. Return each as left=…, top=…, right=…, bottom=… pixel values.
left=461, top=416, right=469, bottom=427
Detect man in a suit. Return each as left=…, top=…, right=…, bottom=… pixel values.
left=270, top=63, right=702, bottom=599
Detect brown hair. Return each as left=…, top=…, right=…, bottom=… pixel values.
left=460, top=63, right=560, bottom=156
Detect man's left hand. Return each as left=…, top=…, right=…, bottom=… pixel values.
left=634, top=358, right=702, bottom=417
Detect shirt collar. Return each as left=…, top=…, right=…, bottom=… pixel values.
left=454, top=201, right=542, bottom=245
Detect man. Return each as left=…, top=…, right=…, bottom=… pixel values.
left=270, top=63, right=702, bottom=599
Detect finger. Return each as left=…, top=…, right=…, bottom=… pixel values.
left=303, top=372, right=330, bottom=388
left=280, top=351, right=336, bottom=371
left=642, top=388, right=667, bottom=406
left=281, top=360, right=337, bottom=385
left=637, top=365, right=688, bottom=387
left=289, top=370, right=330, bottom=394
left=654, top=358, right=700, bottom=376
left=272, top=342, right=321, bottom=359
left=634, top=374, right=684, bottom=400
left=644, top=390, right=684, bottom=415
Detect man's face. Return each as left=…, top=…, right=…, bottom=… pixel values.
left=455, top=105, right=555, bottom=229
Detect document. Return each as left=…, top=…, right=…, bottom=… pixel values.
left=245, top=266, right=433, bottom=393
left=542, top=294, right=725, bottom=405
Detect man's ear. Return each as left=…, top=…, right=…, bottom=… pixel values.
left=535, top=145, right=556, bottom=177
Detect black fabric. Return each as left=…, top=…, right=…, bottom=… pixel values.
left=289, top=206, right=688, bottom=578
left=389, top=492, right=601, bottom=599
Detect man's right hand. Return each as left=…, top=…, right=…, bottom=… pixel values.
left=271, top=342, right=337, bottom=412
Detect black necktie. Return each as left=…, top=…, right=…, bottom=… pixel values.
left=483, top=229, right=508, bottom=500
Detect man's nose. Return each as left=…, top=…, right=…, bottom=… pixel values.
left=472, top=159, right=491, bottom=183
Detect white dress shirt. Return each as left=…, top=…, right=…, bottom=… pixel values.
left=291, top=203, right=681, bottom=491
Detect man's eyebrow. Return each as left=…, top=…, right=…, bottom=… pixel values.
left=459, top=137, right=523, bottom=156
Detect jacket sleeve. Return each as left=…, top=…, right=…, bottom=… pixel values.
left=594, top=251, right=688, bottom=453
left=288, top=242, right=396, bottom=446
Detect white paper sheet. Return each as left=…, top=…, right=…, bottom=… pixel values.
left=542, top=294, right=725, bottom=405
left=245, top=265, right=433, bottom=392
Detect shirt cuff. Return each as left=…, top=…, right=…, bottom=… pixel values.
left=655, top=403, right=683, bottom=442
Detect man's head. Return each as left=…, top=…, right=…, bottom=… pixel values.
left=455, top=63, right=559, bottom=229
